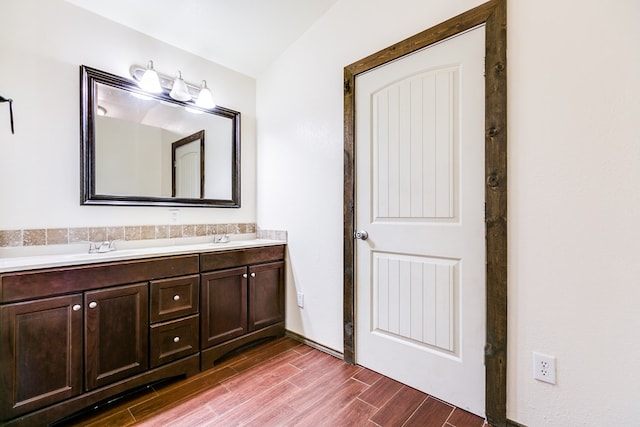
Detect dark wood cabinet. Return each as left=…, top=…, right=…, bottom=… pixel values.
left=84, top=283, right=149, bottom=390
left=200, top=262, right=286, bottom=349
left=200, top=246, right=285, bottom=368
left=0, top=255, right=200, bottom=426
left=0, top=294, right=83, bottom=420
left=0, top=244, right=284, bottom=425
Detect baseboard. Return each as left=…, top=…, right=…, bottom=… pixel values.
left=506, top=418, right=527, bottom=427
left=285, top=330, right=344, bottom=360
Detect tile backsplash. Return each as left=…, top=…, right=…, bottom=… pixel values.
left=0, top=223, right=257, bottom=248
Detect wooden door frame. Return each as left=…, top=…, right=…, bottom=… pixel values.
left=343, top=0, right=507, bottom=425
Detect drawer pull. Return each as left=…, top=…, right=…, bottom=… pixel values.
left=173, top=295, right=180, bottom=301
left=72, top=304, right=81, bottom=311
left=89, top=301, right=97, bottom=309
left=242, top=273, right=248, bottom=278
left=250, top=272, right=256, bottom=278
left=173, top=336, right=180, bottom=343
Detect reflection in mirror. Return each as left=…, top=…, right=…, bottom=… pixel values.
left=81, top=65, right=240, bottom=207
left=172, top=130, right=204, bottom=198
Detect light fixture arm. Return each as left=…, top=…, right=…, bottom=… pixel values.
left=130, top=64, right=204, bottom=101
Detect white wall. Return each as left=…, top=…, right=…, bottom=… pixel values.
left=0, top=0, right=256, bottom=229
left=257, top=0, right=640, bottom=425
left=95, top=118, right=166, bottom=196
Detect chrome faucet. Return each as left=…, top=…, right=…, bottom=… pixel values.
left=88, top=240, right=118, bottom=254
left=214, top=234, right=230, bottom=244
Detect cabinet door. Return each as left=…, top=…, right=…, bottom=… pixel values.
left=0, top=294, right=83, bottom=420
left=249, top=261, right=285, bottom=331
left=85, top=283, right=149, bottom=390
left=201, top=267, right=247, bottom=348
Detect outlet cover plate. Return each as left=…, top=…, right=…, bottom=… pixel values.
left=296, top=292, right=304, bottom=308
left=533, top=352, right=556, bottom=384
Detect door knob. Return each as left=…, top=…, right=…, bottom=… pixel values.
left=354, top=230, right=369, bottom=240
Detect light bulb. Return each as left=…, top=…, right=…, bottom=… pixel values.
left=195, top=80, right=216, bottom=109
left=169, top=71, right=191, bottom=101
left=139, top=60, right=162, bottom=94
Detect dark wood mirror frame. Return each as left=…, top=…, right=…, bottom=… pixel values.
left=343, top=0, right=507, bottom=425
left=80, top=65, right=241, bottom=208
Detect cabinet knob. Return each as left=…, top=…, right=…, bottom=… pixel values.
left=173, top=295, right=180, bottom=301
left=173, top=336, right=180, bottom=343
left=250, top=272, right=256, bottom=278
left=242, top=273, right=248, bottom=278
left=72, top=304, right=81, bottom=311
left=89, top=301, right=97, bottom=309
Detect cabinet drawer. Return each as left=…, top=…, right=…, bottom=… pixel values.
left=1, top=255, right=199, bottom=303
left=200, top=245, right=284, bottom=272
left=150, top=315, right=199, bottom=368
left=150, top=275, right=199, bottom=323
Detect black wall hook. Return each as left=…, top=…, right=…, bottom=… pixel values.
left=0, top=95, right=15, bottom=134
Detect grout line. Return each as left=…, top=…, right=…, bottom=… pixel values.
left=441, top=403, right=457, bottom=427
left=399, top=395, right=430, bottom=427
left=355, top=396, right=378, bottom=410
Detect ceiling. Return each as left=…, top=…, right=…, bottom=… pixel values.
left=65, top=0, right=339, bottom=77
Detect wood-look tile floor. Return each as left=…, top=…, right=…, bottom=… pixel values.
left=59, top=337, right=492, bottom=427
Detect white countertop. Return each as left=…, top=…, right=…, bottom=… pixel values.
left=0, top=239, right=285, bottom=273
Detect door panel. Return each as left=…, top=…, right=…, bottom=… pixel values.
left=372, top=253, right=458, bottom=353
left=374, top=66, right=457, bottom=220
left=174, top=142, right=200, bottom=198
left=200, top=267, right=247, bottom=347
left=85, top=283, right=149, bottom=390
left=356, top=26, right=486, bottom=415
left=0, top=295, right=83, bottom=420
left=249, top=261, right=285, bottom=331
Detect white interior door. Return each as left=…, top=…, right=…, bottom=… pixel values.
left=355, top=26, right=486, bottom=416
left=174, top=140, right=201, bottom=198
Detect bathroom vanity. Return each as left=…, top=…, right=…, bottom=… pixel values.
left=0, top=241, right=285, bottom=426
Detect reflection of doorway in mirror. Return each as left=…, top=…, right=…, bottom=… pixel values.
left=172, top=130, right=205, bottom=198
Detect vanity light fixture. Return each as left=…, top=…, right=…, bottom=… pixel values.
left=130, top=61, right=216, bottom=109
left=138, top=60, right=162, bottom=94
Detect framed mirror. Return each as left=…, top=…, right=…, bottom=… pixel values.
left=80, top=65, right=240, bottom=207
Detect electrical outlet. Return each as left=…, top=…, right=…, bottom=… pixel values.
left=297, top=292, right=304, bottom=308
left=533, top=352, right=556, bottom=384
left=168, top=209, right=180, bottom=224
